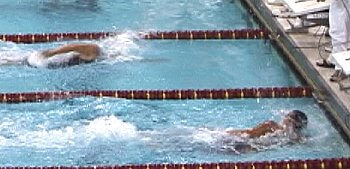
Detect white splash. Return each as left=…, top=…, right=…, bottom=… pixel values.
left=0, top=42, right=31, bottom=65
left=26, top=51, right=48, bottom=67
left=98, top=31, right=143, bottom=63
left=0, top=115, right=138, bottom=149
left=192, top=127, right=227, bottom=144
left=84, top=115, right=138, bottom=140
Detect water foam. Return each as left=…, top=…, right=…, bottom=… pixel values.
left=0, top=42, right=32, bottom=66
left=0, top=115, right=138, bottom=149
left=85, top=115, right=138, bottom=140
left=192, top=127, right=227, bottom=144
left=97, top=31, right=143, bottom=63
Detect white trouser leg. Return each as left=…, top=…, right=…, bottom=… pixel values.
left=327, top=0, right=350, bottom=69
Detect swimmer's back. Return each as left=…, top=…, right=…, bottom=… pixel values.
left=227, top=121, right=282, bottom=138
left=64, top=43, right=101, bottom=61
left=42, top=43, right=101, bottom=61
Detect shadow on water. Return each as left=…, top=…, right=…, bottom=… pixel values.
left=40, top=0, right=101, bottom=12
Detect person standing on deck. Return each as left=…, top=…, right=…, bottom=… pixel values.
left=316, top=0, right=350, bottom=82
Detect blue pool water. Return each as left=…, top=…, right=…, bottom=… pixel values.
left=0, top=38, right=301, bottom=92
left=0, top=0, right=349, bottom=166
left=0, top=0, right=257, bottom=33
left=0, top=98, right=348, bottom=166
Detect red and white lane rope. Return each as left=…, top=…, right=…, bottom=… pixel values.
left=0, top=29, right=269, bottom=44
left=0, top=157, right=347, bottom=169
left=0, top=86, right=311, bottom=103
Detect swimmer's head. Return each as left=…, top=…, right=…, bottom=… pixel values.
left=283, top=110, right=308, bottom=132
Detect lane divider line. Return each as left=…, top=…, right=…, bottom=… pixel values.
left=0, top=29, right=270, bottom=44
left=0, top=86, right=312, bottom=103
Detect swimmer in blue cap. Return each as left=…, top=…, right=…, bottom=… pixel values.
left=227, top=110, right=308, bottom=140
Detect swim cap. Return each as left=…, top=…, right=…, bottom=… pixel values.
left=289, top=110, right=308, bottom=130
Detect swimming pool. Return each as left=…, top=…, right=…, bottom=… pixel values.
left=0, top=0, right=349, bottom=166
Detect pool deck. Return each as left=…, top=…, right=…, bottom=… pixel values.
left=242, top=0, right=350, bottom=139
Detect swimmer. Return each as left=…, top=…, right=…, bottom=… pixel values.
left=0, top=42, right=168, bottom=68
left=41, top=43, right=101, bottom=62
left=227, top=110, right=308, bottom=140
left=220, top=110, right=308, bottom=153
left=0, top=43, right=101, bottom=68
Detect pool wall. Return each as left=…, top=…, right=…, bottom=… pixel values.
left=240, top=0, right=350, bottom=142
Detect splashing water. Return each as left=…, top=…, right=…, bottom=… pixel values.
left=97, top=31, right=143, bottom=63
left=0, top=115, right=138, bottom=149
left=0, top=42, right=33, bottom=65
left=85, top=115, right=138, bottom=140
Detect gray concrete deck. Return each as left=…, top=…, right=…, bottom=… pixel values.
left=242, top=0, right=350, bottom=139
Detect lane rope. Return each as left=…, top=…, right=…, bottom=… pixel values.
left=0, top=29, right=269, bottom=44
left=0, top=157, right=347, bottom=169
left=0, top=86, right=312, bottom=103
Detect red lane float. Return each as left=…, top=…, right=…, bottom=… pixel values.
left=0, top=29, right=269, bottom=44
left=0, top=86, right=312, bottom=103
left=0, top=157, right=347, bottom=169
left=143, top=29, right=269, bottom=40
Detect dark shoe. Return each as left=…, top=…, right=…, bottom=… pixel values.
left=316, top=59, right=335, bottom=68
left=331, top=70, right=341, bottom=77
left=330, top=70, right=347, bottom=82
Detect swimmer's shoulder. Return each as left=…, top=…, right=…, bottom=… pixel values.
left=248, top=120, right=282, bottom=138
left=258, top=121, right=280, bottom=128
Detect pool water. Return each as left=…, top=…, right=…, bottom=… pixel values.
left=0, top=98, right=348, bottom=166
left=0, top=37, right=301, bottom=92
left=0, top=0, right=349, bottom=166
left=0, top=0, right=257, bottom=33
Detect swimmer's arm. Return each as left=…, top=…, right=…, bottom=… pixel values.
left=41, top=44, right=100, bottom=60
left=227, top=121, right=282, bottom=138
left=226, top=129, right=249, bottom=136
left=248, top=121, right=282, bottom=138
left=41, top=46, right=78, bottom=58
